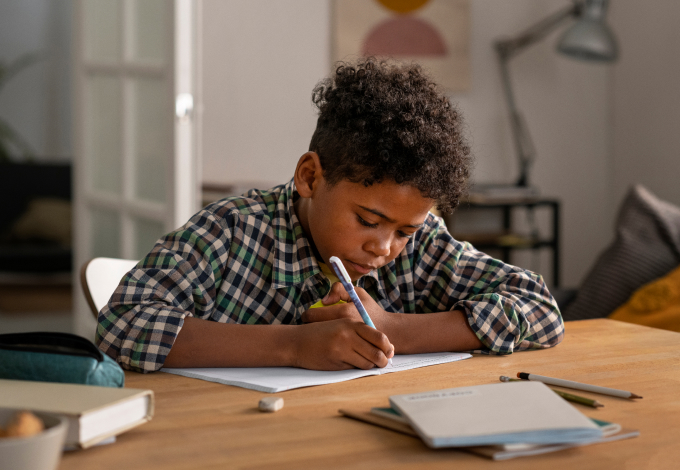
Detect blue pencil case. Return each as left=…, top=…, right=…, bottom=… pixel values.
left=0, top=332, right=124, bottom=387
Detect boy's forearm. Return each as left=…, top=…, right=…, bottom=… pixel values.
left=164, top=316, right=298, bottom=368
left=163, top=310, right=481, bottom=368
left=382, top=310, right=483, bottom=355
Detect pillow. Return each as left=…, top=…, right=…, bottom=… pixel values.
left=563, top=185, right=680, bottom=321
left=609, top=264, right=680, bottom=332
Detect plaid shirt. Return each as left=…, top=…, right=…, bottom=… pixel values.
left=96, top=179, right=564, bottom=372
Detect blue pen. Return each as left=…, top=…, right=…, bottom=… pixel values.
left=329, top=256, right=392, bottom=366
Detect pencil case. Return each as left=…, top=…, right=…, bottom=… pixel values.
left=0, top=332, right=124, bottom=387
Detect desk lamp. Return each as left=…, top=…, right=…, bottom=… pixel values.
left=495, top=0, right=618, bottom=188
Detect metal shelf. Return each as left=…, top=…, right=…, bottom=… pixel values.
left=447, top=197, right=561, bottom=287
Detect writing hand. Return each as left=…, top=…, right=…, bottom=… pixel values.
left=292, top=318, right=394, bottom=370
left=302, top=282, right=392, bottom=330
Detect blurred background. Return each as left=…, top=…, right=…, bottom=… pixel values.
left=1, top=0, right=679, bottom=338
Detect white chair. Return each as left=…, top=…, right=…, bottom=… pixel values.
left=81, top=257, right=139, bottom=318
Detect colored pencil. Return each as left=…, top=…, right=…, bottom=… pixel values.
left=499, top=376, right=604, bottom=408
left=517, top=372, right=642, bottom=399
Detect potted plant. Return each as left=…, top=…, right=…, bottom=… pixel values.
left=0, top=52, right=41, bottom=163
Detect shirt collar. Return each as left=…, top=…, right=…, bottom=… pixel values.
left=270, top=178, right=323, bottom=288
left=360, top=264, right=388, bottom=301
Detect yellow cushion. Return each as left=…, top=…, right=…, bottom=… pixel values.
left=609, top=264, right=680, bottom=332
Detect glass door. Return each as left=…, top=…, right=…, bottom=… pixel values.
left=72, top=0, right=198, bottom=337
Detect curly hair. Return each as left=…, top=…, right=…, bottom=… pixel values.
left=309, top=58, right=471, bottom=213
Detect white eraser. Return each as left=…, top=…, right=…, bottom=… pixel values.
left=258, top=396, right=284, bottom=412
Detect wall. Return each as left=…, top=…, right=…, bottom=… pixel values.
left=451, top=0, right=614, bottom=288
left=610, top=0, right=680, bottom=208
left=200, top=0, right=614, bottom=288
left=0, top=0, right=72, bottom=161
left=200, top=0, right=331, bottom=189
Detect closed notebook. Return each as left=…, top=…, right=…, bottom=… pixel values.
left=0, top=379, right=154, bottom=449
left=338, top=408, right=639, bottom=461
left=389, top=381, right=602, bottom=448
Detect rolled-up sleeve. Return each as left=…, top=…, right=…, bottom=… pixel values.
left=413, top=218, right=564, bottom=354
left=95, top=210, right=231, bottom=372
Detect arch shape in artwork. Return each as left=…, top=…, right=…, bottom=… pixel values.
left=362, top=16, right=447, bottom=57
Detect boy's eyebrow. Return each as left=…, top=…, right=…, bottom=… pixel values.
left=358, top=206, right=424, bottom=228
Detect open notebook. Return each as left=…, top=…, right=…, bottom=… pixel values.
left=161, top=352, right=471, bottom=393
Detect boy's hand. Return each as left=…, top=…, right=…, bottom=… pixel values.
left=302, top=282, right=392, bottom=329
left=292, top=318, right=394, bottom=370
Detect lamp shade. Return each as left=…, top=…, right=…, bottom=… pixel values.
left=557, top=0, right=618, bottom=62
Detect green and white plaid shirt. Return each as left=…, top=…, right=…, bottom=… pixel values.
left=96, top=179, right=564, bottom=372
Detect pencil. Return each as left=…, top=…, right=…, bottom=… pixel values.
left=499, top=376, right=604, bottom=408
left=517, top=372, right=642, bottom=399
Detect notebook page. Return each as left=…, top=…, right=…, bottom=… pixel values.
left=377, top=352, right=471, bottom=374
left=162, top=352, right=471, bottom=393
left=162, top=366, right=376, bottom=393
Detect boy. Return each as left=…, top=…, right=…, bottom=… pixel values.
left=96, top=58, right=563, bottom=373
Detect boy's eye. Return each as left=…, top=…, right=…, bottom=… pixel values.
left=397, top=230, right=414, bottom=239
left=357, top=216, right=378, bottom=228
left=358, top=215, right=414, bottom=239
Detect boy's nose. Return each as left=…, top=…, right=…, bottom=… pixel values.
left=365, top=237, right=391, bottom=257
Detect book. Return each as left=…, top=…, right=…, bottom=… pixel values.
left=162, top=352, right=471, bottom=393
left=371, top=407, right=620, bottom=432
left=465, top=426, right=640, bottom=460
left=370, top=406, right=409, bottom=424
left=340, top=408, right=418, bottom=437
left=389, top=381, right=602, bottom=448
left=339, top=407, right=639, bottom=460
left=0, top=379, right=154, bottom=449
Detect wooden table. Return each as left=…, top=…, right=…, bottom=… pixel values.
left=59, top=320, right=680, bottom=469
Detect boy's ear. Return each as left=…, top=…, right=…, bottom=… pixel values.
left=294, top=152, right=323, bottom=198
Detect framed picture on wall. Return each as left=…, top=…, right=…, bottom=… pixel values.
left=333, top=0, right=470, bottom=92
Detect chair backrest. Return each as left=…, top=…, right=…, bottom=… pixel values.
left=81, top=257, right=139, bottom=318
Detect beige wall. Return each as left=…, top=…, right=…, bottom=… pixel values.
left=610, top=0, right=680, bottom=208
left=202, top=0, right=677, bottom=289
left=200, top=0, right=331, bottom=188
left=450, top=0, right=613, bottom=288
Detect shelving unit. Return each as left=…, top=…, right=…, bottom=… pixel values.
left=445, top=197, right=561, bottom=287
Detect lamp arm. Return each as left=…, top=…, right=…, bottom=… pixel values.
left=494, top=1, right=582, bottom=187
left=495, top=2, right=582, bottom=59
left=497, top=55, right=535, bottom=187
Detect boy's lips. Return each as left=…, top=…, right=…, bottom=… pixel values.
left=347, top=260, right=376, bottom=275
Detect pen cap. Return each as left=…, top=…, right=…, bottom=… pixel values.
left=329, top=256, right=352, bottom=284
